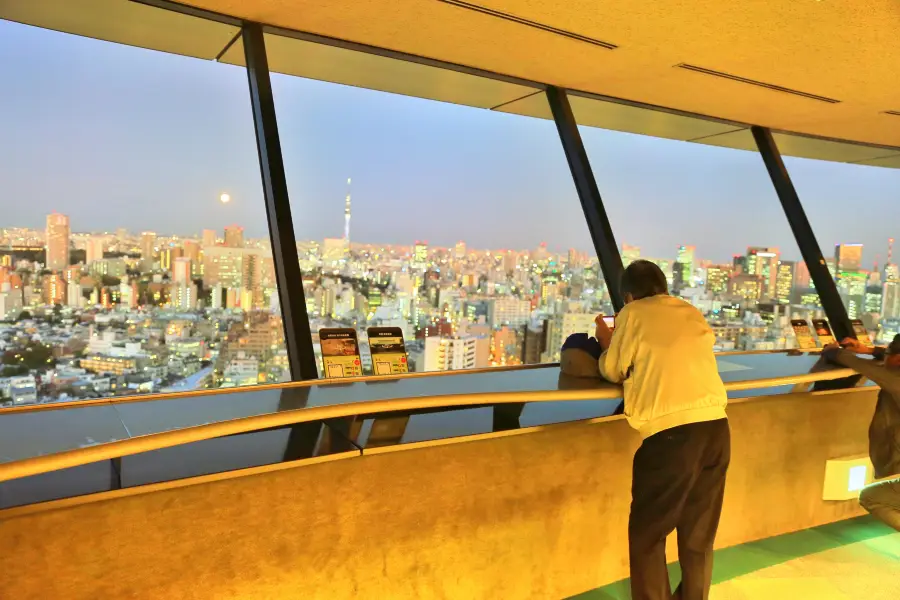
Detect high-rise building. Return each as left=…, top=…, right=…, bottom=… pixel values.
left=42, top=273, right=65, bottom=305
left=172, top=283, right=197, bottom=311
left=745, top=247, right=779, bottom=298
left=795, top=261, right=811, bottom=289
left=224, top=225, right=244, bottom=248
left=775, top=260, right=795, bottom=303
left=85, top=237, right=105, bottom=264
left=545, top=312, right=597, bottom=362
left=865, top=285, right=882, bottom=315
left=202, top=246, right=245, bottom=289
left=140, top=231, right=157, bottom=272
left=67, top=280, right=82, bottom=308
left=676, top=245, right=695, bottom=287
left=705, top=264, right=732, bottom=294
left=882, top=280, right=900, bottom=319
left=454, top=241, right=467, bottom=260
left=202, top=229, right=218, bottom=248
left=838, top=271, right=867, bottom=318
left=728, top=273, right=764, bottom=301
left=835, top=243, right=863, bottom=273
left=621, top=244, right=640, bottom=267
left=45, top=212, right=70, bottom=272
left=183, top=239, right=202, bottom=277
left=414, top=241, right=428, bottom=265
left=159, top=246, right=183, bottom=272
left=173, top=257, right=192, bottom=284
left=423, top=336, right=477, bottom=371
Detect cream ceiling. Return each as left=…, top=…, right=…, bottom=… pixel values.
left=3, top=0, right=900, bottom=166
left=182, top=0, right=900, bottom=148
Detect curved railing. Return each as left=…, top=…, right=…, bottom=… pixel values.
left=0, top=362, right=861, bottom=484
left=0, top=362, right=554, bottom=415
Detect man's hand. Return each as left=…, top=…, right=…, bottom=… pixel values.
left=822, top=342, right=840, bottom=352
left=839, top=337, right=873, bottom=354
left=594, top=314, right=613, bottom=350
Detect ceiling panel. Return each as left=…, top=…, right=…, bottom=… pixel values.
left=1, top=0, right=238, bottom=60
left=771, top=133, right=900, bottom=164
left=853, top=155, right=900, bottom=169
left=219, top=31, right=538, bottom=109
left=183, top=0, right=900, bottom=149
left=495, top=90, right=741, bottom=142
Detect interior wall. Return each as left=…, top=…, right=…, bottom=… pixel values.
left=0, top=388, right=876, bottom=599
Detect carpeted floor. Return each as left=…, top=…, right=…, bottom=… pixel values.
left=569, top=516, right=900, bottom=599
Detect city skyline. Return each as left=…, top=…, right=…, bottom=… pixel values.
left=2, top=20, right=900, bottom=266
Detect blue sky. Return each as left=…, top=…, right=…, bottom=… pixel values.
left=1, top=19, right=898, bottom=266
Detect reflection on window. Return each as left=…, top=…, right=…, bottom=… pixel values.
left=0, top=22, right=287, bottom=408
left=271, top=68, right=608, bottom=374
left=786, top=157, right=900, bottom=343
left=579, top=123, right=826, bottom=352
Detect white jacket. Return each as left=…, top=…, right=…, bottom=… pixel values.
left=599, top=294, right=727, bottom=439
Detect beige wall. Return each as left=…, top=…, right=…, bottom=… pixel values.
left=0, top=388, right=876, bottom=599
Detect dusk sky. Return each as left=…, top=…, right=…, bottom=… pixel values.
left=2, top=19, right=898, bottom=266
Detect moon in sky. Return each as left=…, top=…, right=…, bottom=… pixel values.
left=219, top=193, right=231, bottom=204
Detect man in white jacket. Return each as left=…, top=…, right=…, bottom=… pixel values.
left=595, top=260, right=729, bottom=600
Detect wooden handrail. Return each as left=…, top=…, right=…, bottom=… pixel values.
left=0, top=365, right=859, bottom=484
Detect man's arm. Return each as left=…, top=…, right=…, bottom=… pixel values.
left=823, top=347, right=900, bottom=396
left=598, top=309, right=635, bottom=384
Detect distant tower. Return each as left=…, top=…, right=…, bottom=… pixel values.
left=889, top=238, right=894, bottom=265
left=344, top=178, right=351, bottom=245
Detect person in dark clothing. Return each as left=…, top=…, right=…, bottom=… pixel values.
left=822, top=335, right=900, bottom=531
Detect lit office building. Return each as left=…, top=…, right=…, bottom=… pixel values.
left=454, top=241, right=466, bottom=260
left=705, top=264, right=732, bottom=294
left=775, top=260, right=795, bottom=304
left=173, top=257, right=192, bottom=284
left=745, top=247, right=779, bottom=299
left=865, top=285, right=883, bottom=315
left=545, top=312, right=597, bottom=362
left=621, top=244, right=641, bottom=267
left=202, top=229, right=218, bottom=248
left=838, top=271, right=867, bottom=319
left=41, top=273, right=65, bottom=305
left=224, top=225, right=244, bottom=248
left=835, top=243, right=863, bottom=273
left=182, top=239, right=202, bottom=277
left=159, top=246, right=183, bottom=272
left=414, top=241, right=428, bottom=265
left=45, top=212, right=70, bottom=272
left=85, top=237, right=105, bottom=264
left=423, top=335, right=477, bottom=371
left=140, top=231, right=157, bottom=272
left=172, top=283, right=197, bottom=311
left=728, top=273, right=764, bottom=301
left=676, top=245, right=695, bottom=287
left=202, top=246, right=246, bottom=289
left=795, top=261, right=811, bottom=288
left=882, top=280, right=900, bottom=319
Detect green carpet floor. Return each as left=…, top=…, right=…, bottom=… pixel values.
left=569, top=516, right=900, bottom=599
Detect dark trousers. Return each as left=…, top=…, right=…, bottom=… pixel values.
left=859, top=477, right=900, bottom=532
left=629, top=418, right=731, bottom=600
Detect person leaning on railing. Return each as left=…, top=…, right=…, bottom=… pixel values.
left=594, top=260, right=729, bottom=600
left=822, top=335, right=900, bottom=532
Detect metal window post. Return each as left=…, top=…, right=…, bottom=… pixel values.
left=751, top=126, right=854, bottom=341
left=242, top=22, right=319, bottom=380
left=546, top=86, right=625, bottom=311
